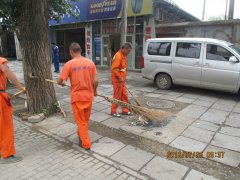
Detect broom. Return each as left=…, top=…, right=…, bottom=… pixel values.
left=98, top=94, right=171, bottom=122
left=45, top=79, right=68, bottom=118
left=126, top=86, right=142, bottom=106
left=10, top=88, right=26, bottom=100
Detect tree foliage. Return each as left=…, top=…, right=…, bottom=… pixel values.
left=0, top=0, right=77, bottom=29
left=207, top=15, right=225, bottom=21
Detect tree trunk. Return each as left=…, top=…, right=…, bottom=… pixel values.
left=16, top=0, right=57, bottom=114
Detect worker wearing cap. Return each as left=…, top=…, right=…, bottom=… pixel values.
left=111, top=42, right=132, bottom=117
left=0, top=55, right=26, bottom=163
left=57, top=42, right=98, bottom=150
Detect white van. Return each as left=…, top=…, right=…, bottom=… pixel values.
left=141, top=38, right=240, bottom=93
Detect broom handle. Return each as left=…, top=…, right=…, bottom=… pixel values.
left=126, top=86, right=142, bottom=106
left=45, top=79, right=71, bottom=87
left=10, top=88, right=26, bottom=100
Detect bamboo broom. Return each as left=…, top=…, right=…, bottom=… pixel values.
left=45, top=79, right=68, bottom=118
left=126, top=86, right=142, bottom=106
left=98, top=94, right=171, bottom=122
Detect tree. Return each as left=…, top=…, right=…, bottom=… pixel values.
left=0, top=0, right=76, bottom=115
left=207, top=15, right=225, bottom=21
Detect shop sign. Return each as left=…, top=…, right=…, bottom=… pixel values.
left=49, top=0, right=153, bottom=25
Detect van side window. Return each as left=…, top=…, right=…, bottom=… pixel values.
left=206, top=44, right=233, bottom=61
left=176, top=43, right=201, bottom=58
left=147, top=42, right=171, bottom=56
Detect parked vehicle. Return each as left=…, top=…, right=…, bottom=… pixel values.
left=141, top=38, right=240, bottom=93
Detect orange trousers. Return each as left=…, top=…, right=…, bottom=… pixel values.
left=0, top=93, right=16, bottom=159
left=72, top=101, right=92, bottom=149
left=111, top=81, right=129, bottom=114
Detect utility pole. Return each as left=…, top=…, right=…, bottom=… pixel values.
left=225, top=0, right=229, bottom=20
left=121, top=0, right=128, bottom=45
left=202, top=0, right=206, bottom=21
left=228, top=0, right=235, bottom=20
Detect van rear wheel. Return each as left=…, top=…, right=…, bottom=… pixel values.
left=155, top=74, right=172, bottom=90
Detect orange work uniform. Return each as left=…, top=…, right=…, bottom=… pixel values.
left=60, top=56, right=97, bottom=149
left=0, top=57, right=16, bottom=159
left=111, top=50, right=129, bottom=114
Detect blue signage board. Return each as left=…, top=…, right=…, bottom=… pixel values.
left=49, top=0, right=152, bottom=26
left=49, top=0, right=88, bottom=26
left=87, top=0, right=122, bottom=21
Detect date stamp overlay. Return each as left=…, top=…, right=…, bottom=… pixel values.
left=167, top=151, right=225, bottom=159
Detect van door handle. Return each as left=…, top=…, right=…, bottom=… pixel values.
left=203, top=63, right=209, bottom=67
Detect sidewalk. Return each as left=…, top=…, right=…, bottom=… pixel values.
left=4, top=60, right=240, bottom=179
left=0, top=118, right=144, bottom=180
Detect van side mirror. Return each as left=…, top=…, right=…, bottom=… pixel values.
left=229, top=56, right=238, bottom=63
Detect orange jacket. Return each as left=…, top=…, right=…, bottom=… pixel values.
left=60, top=57, right=97, bottom=103
left=111, top=50, right=127, bottom=82
left=0, top=57, right=8, bottom=90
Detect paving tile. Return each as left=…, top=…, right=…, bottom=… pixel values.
left=219, top=127, right=240, bottom=138
left=91, top=137, right=125, bottom=157
left=68, top=131, right=102, bottom=144
left=204, top=145, right=240, bottom=167
left=159, top=95, right=179, bottom=101
left=185, top=169, right=219, bottom=180
left=193, top=99, right=214, bottom=107
left=212, top=100, right=236, bottom=112
left=198, top=96, right=219, bottom=103
left=211, top=133, right=240, bottom=152
left=111, top=145, right=154, bottom=171
left=120, top=125, right=146, bottom=135
left=35, top=116, right=67, bottom=130
left=175, top=97, right=195, bottom=104
left=200, top=109, right=229, bottom=124
left=192, top=120, right=219, bottom=132
left=170, top=136, right=207, bottom=152
left=93, top=96, right=105, bottom=103
left=181, top=93, right=200, bottom=99
left=182, top=126, right=215, bottom=143
left=49, top=123, right=77, bottom=138
left=225, top=112, right=240, bottom=128
left=141, top=156, right=188, bottom=180
left=92, top=103, right=109, bottom=111
left=232, top=105, right=240, bottom=113
left=144, top=93, right=162, bottom=98
left=142, top=115, right=195, bottom=145
left=178, top=105, right=207, bottom=119
left=102, top=117, right=129, bottom=129
left=90, top=112, right=112, bottom=122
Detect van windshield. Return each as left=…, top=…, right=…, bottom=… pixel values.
left=230, top=45, right=240, bottom=55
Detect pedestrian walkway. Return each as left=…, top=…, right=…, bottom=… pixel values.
left=0, top=118, right=220, bottom=180
left=0, top=119, right=144, bottom=180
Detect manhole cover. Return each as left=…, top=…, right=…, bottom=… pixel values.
left=147, top=100, right=175, bottom=109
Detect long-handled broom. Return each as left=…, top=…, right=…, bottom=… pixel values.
left=98, top=94, right=170, bottom=122
left=10, top=88, right=26, bottom=100
left=45, top=79, right=68, bottom=117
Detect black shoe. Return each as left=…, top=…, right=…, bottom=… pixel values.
left=79, top=139, right=90, bottom=151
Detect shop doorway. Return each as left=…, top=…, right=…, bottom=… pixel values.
left=56, top=28, right=85, bottom=62
left=102, top=34, right=120, bottom=66
left=101, top=34, right=134, bottom=69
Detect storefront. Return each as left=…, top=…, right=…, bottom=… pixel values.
left=91, top=16, right=145, bottom=70
left=49, top=0, right=154, bottom=69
